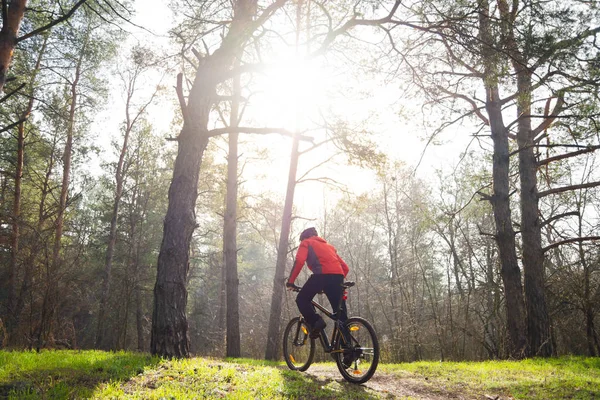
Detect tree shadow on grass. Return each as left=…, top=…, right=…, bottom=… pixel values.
left=0, top=350, right=160, bottom=399
left=279, top=366, right=381, bottom=400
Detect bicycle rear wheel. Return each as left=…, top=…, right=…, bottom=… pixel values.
left=283, top=317, right=315, bottom=371
left=334, top=317, right=379, bottom=383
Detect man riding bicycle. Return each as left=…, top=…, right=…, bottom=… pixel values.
left=286, top=227, right=349, bottom=338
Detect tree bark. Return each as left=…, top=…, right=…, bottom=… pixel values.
left=498, top=0, right=553, bottom=356
left=151, top=0, right=259, bottom=358
left=0, top=0, right=27, bottom=92
left=96, top=67, right=137, bottom=349
left=515, top=71, right=552, bottom=357
left=264, top=132, right=300, bottom=360
left=479, top=0, right=528, bottom=358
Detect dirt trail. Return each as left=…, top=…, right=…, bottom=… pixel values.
left=303, top=365, right=503, bottom=400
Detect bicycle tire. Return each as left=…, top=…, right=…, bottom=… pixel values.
left=333, top=316, right=379, bottom=383
left=282, top=317, right=315, bottom=372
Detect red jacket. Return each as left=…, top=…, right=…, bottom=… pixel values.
left=288, top=236, right=349, bottom=283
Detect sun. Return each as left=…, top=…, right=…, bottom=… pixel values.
left=249, top=51, right=330, bottom=132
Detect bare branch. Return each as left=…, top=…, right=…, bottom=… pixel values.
left=176, top=73, right=189, bottom=124
left=436, top=85, right=489, bottom=125
left=0, top=118, right=27, bottom=134
left=296, top=154, right=337, bottom=183
left=191, top=47, right=203, bottom=61
left=309, top=0, right=402, bottom=58
left=537, top=145, right=600, bottom=167
left=207, top=126, right=313, bottom=141
left=531, top=93, right=565, bottom=137
left=540, top=211, right=580, bottom=228
left=538, top=181, right=600, bottom=198
left=543, top=236, right=600, bottom=253
left=0, top=82, right=26, bottom=103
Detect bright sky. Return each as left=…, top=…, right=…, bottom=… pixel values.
left=91, top=0, right=474, bottom=223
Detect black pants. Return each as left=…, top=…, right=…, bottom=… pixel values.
left=296, top=274, right=347, bottom=327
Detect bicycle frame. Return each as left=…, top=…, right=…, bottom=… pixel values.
left=296, top=298, right=351, bottom=355
left=285, top=281, right=379, bottom=384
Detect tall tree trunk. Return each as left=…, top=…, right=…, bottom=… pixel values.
left=151, top=0, right=258, bottom=358
left=486, top=87, right=528, bottom=358
left=479, top=0, right=528, bottom=358
left=16, top=132, right=57, bottom=347
left=7, top=114, right=25, bottom=344
left=0, top=0, right=27, bottom=92
left=151, top=117, right=208, bottom=358
left=96, top=76, right=135, bottom=349
left=135, top=281, right=145, bottom=351
left=224, top=58, right=241, bottom=358
left=37, top=45, right=84, bottom=349
left=217, top=253, right=227, bottom=338
left=498, top=0, right=553, bottom=354
left=6, top=35, right=47, bottom=346
left=515, top=72, right=552, bottom=356
left=264, top=133, right=300, bottom=360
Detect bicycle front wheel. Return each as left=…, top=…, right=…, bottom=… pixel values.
left=282, top=317, right=315, bottom=371
left=334, top=317, right=379, bottom=383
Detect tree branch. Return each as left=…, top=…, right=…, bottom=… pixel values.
left=176, top=73, right=189, bottom=124
left=309, top=0, right=402, bottom=58
left=540, top=211, right=580, bottom=228
left=543, top=236, right=600, bottom=253
left=0, top=117, right=27, bottom=134
left=538, top=181, right=600, bottom=198
left=0, top=82, right=26, bottom=103
left=207, top=126, right=313, bottom=141
left=436, top=85, right=489, bottom=125
left=538, top=145, right=600, bottom=167
left=17, top=0, right=89, bottom=43
left=531, top=93, right=565, bottom=137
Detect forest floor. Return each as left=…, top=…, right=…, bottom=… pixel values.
left=1, top=350, right=599, bottom=399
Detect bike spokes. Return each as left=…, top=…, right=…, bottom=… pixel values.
left=335, top=317, right=379, bottom=384
left=283, top=317, right=315, bottom=372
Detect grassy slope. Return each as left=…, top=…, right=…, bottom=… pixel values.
left=381, top=357, right=600, bottom=399
left=1, top=350, right=599, bottom=399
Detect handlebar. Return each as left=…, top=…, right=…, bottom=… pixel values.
left=287, top=283, right=302, bottom=292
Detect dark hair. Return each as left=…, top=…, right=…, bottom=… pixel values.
left=299, top=227, right=318, bottom=242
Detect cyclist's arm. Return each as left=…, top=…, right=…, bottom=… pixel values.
left=288, top=241, right=308, bottom=284
left=338, top=254, right=349, bottom=277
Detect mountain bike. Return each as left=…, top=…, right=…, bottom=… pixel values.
left=283, top=281, right=379, bottom=384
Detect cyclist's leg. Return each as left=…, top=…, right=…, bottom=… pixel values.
left=322, top=274, right=345, bottom=320
left=296, top=275, right=324, bottom=328
left=323, top=275, right=351, bottom=343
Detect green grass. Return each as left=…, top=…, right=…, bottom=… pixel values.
left=0, top=350, right=159, bottom=399
left=1, top=350, right=599, bottom=399
left=94, top=358, right=376, bottom=399
left=380, top=356, right=600, bottom=399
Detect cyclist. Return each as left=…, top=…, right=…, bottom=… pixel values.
left=286, top=227, right=349, bottom=339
